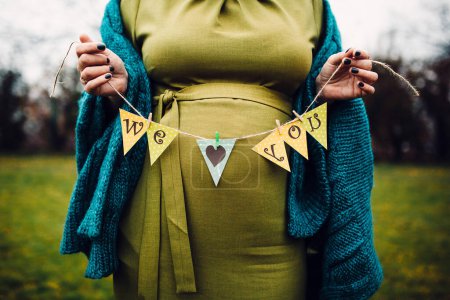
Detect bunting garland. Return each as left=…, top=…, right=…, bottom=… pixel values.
left=49, top=42, right=421, bottom=187
left=49, top=42, right=421, bottom=186
left=119, top=102, right=328, bottom=183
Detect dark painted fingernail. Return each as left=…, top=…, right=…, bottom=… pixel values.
left=355, top=50, right=361, bottom=57
left=109, top=65, right=115, bottom=72
left=105, top=73, right=112, bottom=79
left=97, top=43, right=106, bottom=50
left=345, top=48, right=351, bottom=53
left=344, top=58, right=351, bottom=65
left=351, top=67, right=359, bottom=74
left=106, top=57, right=110, bottom=64
left=358, top=82, right=365, bottom=88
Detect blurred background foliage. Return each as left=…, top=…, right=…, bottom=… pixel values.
left=0, top=36, right=449, bottom=163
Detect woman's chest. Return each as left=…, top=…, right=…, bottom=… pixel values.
left=121, top=0, right=323, bottom=95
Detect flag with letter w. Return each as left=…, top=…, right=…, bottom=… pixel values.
left=119, top=108, right=149, bottom=155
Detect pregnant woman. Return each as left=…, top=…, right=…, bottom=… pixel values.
left=60, top=0, right=383, bottom=299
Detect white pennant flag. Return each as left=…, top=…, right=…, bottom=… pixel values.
left=197, top=139, right=236, bottom=186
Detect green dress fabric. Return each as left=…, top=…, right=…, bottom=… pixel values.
left=114, top=1, right=323, bottom=299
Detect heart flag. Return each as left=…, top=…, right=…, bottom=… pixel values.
left=147, top=122, right=179, bottom=165
left=280, top=120, right=309, bottom=160
left=300, top=102, right=327, bottom=149
left=251, top=130, right=290, bottom=172
left=119, top=108, right=149, bottom=155
left=197, top=139, right=236, bottom=186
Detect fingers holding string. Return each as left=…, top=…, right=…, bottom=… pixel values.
left=339, top=48, right=373, bottom=72
left=76, top=34, right=111, bottom=71
left=342, top=56, right=373, bottom=71
left=80, top=65, right=115, bottom=83
left=84, top=73, right=113, bottom=94
left=344, top=48, right=376, bottom=96
left=76, top=34, right=106, bottom=57
left=75, top=42, right=107, bottom=57
left=343, top=47, right=371, bottom=60
left=77, top=53, right=111, bottom=72
left=349, top=67, right=378, bottom=85
left=356, top=80, right=375, bottom=96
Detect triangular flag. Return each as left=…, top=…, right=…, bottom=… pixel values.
left=147, top=122, right=179, bottom=165
left=280, top=120, right=309, bottom=160
left=300, top=102, right=327, bottom=149
left=119, top=108, right=149, bottom=155
left=197, top=139, right=236, bottom=186
left=251, top=130, right=290, bottom=172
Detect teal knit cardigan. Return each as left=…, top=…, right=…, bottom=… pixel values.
left=60, top=0, right=383, bottom=299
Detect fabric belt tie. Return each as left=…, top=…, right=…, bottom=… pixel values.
left=153, top=88, right=197, bottom=295
left=141, top=83, right=293, bottom=298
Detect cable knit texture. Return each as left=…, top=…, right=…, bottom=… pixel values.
left=59, top=0, right=383, bottom=298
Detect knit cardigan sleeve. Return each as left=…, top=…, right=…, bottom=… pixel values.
left=321, top=98, right=384, bottom=300
left=59, top=0, right=153, bottom=278
left=320, top=26, right=384, bottom=300
left=290, top=1, right=384, bottom=299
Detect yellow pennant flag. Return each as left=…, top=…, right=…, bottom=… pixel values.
left=119, top=108, right=149, bottom=155
left=280, top=120, right=309, bottom=160
left=147, top=122, right=179, bottom=165
left=300, top=102, right=327, bottom=149
left=251, top=130, right=290, bottom=172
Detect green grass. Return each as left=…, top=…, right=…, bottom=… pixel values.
left=371, top=164, right=450, bottom=300
left=0, top=156, right=113, bottom=300
left=0, top=156, right=449, bottom=299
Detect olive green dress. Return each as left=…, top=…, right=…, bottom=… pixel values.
left=114, top=1, right=323, bottom=299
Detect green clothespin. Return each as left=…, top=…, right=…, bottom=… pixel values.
left=214, top=131, right=220, bottom=150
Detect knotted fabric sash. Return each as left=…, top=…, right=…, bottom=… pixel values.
left=144, top=82, right=292, bottom=297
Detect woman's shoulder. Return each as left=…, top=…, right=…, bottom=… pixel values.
left=313, top=0, right=324, bottom=33
left=119, top=0, right=141, bottom=46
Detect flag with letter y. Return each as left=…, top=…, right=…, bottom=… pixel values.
left=251, top=130, right=290, bottom=172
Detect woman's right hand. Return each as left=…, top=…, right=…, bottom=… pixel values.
left=76, top=34, right=128, bottom=102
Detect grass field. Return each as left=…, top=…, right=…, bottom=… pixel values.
left=0, top=155, right=449, bottom=299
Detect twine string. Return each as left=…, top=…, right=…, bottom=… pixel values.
left=108, top=81, right=208, bottom=139
left=305, top=61, right=344, bottom=114
left=371, top=60, right=420, bottom=96
left=50, top=41, right=80, bottom=98
left=50, top=42, right=420, bottom=140
left=107, top=81, right=145, bottom=119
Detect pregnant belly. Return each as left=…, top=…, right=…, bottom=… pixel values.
left=172, top=94, right=296, bottom=241
left=157, top=94, right=307, bottom=299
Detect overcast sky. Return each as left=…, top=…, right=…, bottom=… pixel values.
left=0, top=0, right=447, bottom=85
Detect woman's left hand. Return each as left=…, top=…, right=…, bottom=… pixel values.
left=315, top=48, right=378, bottom=102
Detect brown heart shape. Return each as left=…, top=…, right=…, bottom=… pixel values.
left=206, top=145, right=226, bottom=167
